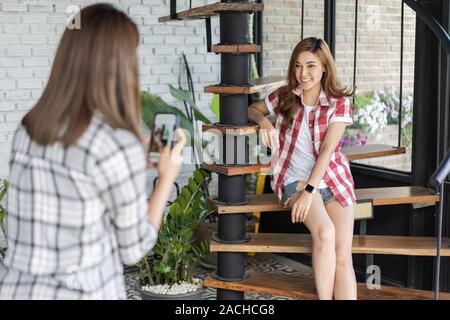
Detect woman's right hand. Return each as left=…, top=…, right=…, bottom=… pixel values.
left=157, top=128, right=186, bottom=183
left=259, top=118, right=279, bottom=150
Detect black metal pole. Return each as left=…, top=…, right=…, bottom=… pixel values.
left=324, top=0, right=336, bottom=57
left=221, top=55, right=250, bottom=85
left=218, top=175, right=247, bottom=203
left=434, top=183, right=444, bottom=299
left=359, top=220, right=374, bottom=282
left=206, top=18, right=212, bottom=52
left=215, top=0, right=252, bottom=301
left=254, top=1, right=263, bottom=77
left=170, top=0, right=177, bottom=20
left=398, top=1, right=404, bottom=148
left=219, top=95, right=248, bottom=125
left=352, top=0, right=358, bottom=106
left=404, top=0, right=450, bottom=54
left=301, top=0, right=304, bottom=40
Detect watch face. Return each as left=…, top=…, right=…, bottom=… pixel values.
left=305, top=184, right=315, bottom=193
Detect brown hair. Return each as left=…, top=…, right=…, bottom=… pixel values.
left=278, top=37, right=354, bottom=127
left=22, top=3, right=141, bottom=148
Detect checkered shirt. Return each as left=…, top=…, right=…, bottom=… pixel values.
left=0, top=116, right=157, bottom=299
left=264, top=85, right=356, bottom=208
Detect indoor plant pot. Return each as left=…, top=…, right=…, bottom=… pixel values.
left=135, top=277, right=206, bottom=300
left=135, top=169, right=213, bottom=300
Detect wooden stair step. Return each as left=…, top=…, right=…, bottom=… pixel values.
left=202, top=123, right=259, bottom=135
left=211, top=44, right=261, bottom=53
left=210, top=233, right=450, bottom=256
left=202, top=163, right=270, bottom=176
left=356, top=186, right=439, bottom=206
left=342, top=144, right=406, bottom=161
left=204, top=271, right=450, bottom=300
left=204, top=76, right=285, bottom=94
left=210, top=186, right=439, bottom=214
left=200, top=125, right=406, bottom=160
left=159, top=2, right=264, bottom=22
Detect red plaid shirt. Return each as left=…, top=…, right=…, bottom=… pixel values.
left=264, top=85, right=356, bottom=208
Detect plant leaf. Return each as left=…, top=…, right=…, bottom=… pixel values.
left=0, top=179, right=8, bottom=202
left=168, top=84, right=211, bottom=124
left=211, top=93, right=220, bottom=119
left=193, top=170, right=204, bottom=184
left=141, top=91, right=195, bottom=136
left=181, top=187, right=191, bottom=203
left=169, top=202, right=181, bottom=217
left=188, top=177, right=197, bottom=194
left=199, top=169, right=211, bottom=179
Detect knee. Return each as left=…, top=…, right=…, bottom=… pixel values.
left=314, top=225, right=335, bottom=249
left=335, top=249, right=354, bottom=270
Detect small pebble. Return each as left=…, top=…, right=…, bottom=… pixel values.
left=141, top=278, right=203, bottom=295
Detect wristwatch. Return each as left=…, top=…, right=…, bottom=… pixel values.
left=303, top=184, right=317, bottom=195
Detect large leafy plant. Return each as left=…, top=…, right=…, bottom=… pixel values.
left=141, top=85, right=223, bottom=176
left=0, top=179, right=9, bottom=260
left=137, top=169, right=214, bottom=286
left=141, top=84, right=211, bottom=150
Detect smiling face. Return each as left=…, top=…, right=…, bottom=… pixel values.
left=294, top=51, right=325, bottom=93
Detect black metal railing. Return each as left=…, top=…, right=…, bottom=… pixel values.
left=404, top=0, right=450, bottom=300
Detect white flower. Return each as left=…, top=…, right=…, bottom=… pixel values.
left=357, top=101, right=388, bottom=133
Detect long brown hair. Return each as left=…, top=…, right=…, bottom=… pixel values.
left=22, top=3, right=141, bottom=148
left=278, top=37, right=354, bottom=127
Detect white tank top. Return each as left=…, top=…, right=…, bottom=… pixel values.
left=283, top=104, right=327, bottom=189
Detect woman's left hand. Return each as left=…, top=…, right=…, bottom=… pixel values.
left=291, top=191, right=313, bottom=223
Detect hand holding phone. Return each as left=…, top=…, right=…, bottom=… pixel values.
left=148, top=112, right=180, bottom=165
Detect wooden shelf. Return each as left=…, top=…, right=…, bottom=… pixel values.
left=342, top=144, right=406, bottom=161
left=204, top=76, right=285, bottom=94
left=210, top=186, right=439, bottom=215
left=201, top=141, right=407, bottom=175
left=203, top=163, right=270, bottom=175
left=202, top=163, right=270, bottom=176
left=202, top=123, right=259, bottom=135
left=211, top=44, right=261, bottom=53
left=355, top=186, right=439, bottom=206
left=159, top=2, right=264, bottom=22
left=210, top=233, right=450, bottom=256
left=204, top=271, right=450, bottom=300
left=201, top=125, right=406, bottom=160
left=211, top=193, right=283, bottom=213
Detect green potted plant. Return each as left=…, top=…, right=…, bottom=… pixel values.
left=135, top=168, right=214, bottom=300
left=140, top=84, right=259, bottom=271
left=0, top=179, right=9, bottom=260
left=141, top=85, right=221, bottom=266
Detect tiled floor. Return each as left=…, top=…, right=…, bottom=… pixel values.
left=126, top=253, right=313, bottom=300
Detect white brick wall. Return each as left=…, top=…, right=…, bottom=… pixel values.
left=0, top=0, right=221, bottom=197
left=0, top=0, right=419, bottom=197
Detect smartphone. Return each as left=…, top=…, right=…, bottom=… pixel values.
left=148, top=112, right=180, bottom=164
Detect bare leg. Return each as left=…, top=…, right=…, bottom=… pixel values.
left=326, top=200, right=357, bottom=300
left=289, top=193, right=336, bottom=300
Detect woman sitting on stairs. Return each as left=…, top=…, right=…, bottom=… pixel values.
left=248, top=37, right=357, bottom=300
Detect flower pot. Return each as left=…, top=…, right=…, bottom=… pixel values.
left=135, top=278, right=206, bottom=300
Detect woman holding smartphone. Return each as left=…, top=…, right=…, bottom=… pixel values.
left=0, top=4, right=185, bottom=299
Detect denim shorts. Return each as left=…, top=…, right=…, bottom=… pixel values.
left=281, top=181, right=336, bottom=208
